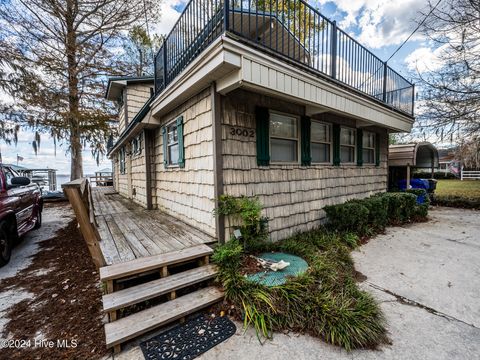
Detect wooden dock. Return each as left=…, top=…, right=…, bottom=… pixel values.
left=91, top=187, right=216, bottom=266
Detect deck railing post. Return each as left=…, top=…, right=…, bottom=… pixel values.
left=331, top=21, right=337, bottom=79
left=382, top=61, right=388, bottom=103
left=163, top=44, right=168, bottom=89
left=153, top=52, right=158, bottom=94
left=411, top=83, right=415, bottom=116
left=224, top=0, right=230, bottom=31
left=62, top=179, right=105, bottom=269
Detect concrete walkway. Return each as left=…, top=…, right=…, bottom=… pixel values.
left=117, top=207, right=480, bottom=360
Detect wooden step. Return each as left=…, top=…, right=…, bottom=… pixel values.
left=102, top=264, right=218, bottom=312
left=99, top=244, right=213, bottom=281
left=104, top=286, right=224, bottom=348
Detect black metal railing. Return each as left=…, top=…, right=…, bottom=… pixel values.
left=154, top=0, right=414, bottom=116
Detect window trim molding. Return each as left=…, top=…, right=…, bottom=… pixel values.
left=131, top=133, right=143, bottom=158
left=339, top=126, right=357, bottom=165
left=165, top=118, right=180, bottom=168
left=310, top=120, right=333, bottom=165
left=362, top=130, right=376, bottom=165
left=119, top=147, right=126, bottom=175
left=268, top=110, right=301, bottom=165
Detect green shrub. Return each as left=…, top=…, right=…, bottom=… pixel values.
left=406, top=188, right=430, bottom=204
left=412, top=203, right=429, bottom=219
left=214, top=195, right=268, bottom=251
left=324, top=202, right=369, bottom=235
left=433, top=196, right=480, bottom=210
left=342, top=232, right=360, bottom=248
left=382, top=192, right=417, bottom=224
left=413, top=171, right=457, bottom=180
left=358, top=195, right=389, bottom=231
left=325, top=192, right=424, bottom=235
left=211, top=239, right=243, bottom=272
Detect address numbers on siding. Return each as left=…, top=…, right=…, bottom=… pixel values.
left=229, top=127, right=255, bottom=138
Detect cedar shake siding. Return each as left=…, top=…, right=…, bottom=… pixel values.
left=130, top=133, right=147, bottom=207
left=152, top=88, right=216, bottom=237
left=127, top=84, right=152, bottom=124
left=221, top=89, right=388, bottom=242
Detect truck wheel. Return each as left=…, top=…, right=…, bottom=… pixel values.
left=0, top=221, right=12, bottom=267
left=34, top=209, right=42, bottom=230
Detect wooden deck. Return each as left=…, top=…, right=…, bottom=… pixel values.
left=92, top=187, right=215, bottom=266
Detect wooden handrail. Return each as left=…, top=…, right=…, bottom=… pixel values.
left=62, top=178, right=105, bottom=268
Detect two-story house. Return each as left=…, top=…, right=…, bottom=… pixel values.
left=105, top=0, right=415, bottom=243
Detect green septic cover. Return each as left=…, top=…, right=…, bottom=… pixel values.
left=246, top=252, right=308, bottom=287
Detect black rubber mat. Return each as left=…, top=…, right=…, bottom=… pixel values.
left=140, top=314, right=236, bottom=360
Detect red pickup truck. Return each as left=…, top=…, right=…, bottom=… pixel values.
left=0, top=164, right=43, bottom=266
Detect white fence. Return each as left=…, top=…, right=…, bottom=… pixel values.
left=461, top=169, right=480, bottom=180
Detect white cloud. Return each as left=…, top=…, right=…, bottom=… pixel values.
left=152, top=0, right=186, bottom=36
left=323, top=0, right=431, bottom=49
left=404, top=46, right=443, bottom=73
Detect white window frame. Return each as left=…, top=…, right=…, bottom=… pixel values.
left=268, top=110, right=300, bottom=164
left=340, top=126, right=356, bottom=164
left=131, top=133, right=142, bottom=157
left=362, top=131, right=376, bottom=165
left=119, top=147, right=126, bottom=174
left=311, top=120, right=332, bottom=164
left=166, top=119, right=179, bottom=167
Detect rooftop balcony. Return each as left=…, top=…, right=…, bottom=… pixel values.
left=154, top=0, right=414, bottom=117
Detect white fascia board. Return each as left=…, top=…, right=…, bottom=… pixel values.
left=219, top=37, right=414, bottom=133
left=150, top=37, right=241, bottom=119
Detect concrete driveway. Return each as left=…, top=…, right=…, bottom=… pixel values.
left=117, top=207, right=480, bottom=360
left=200, top=207, right=480, bottom=360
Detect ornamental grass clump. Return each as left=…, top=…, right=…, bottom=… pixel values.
left=213, top=230, right=389, bottom=351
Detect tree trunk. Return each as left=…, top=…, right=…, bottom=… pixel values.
left=66, top=0, right=83, bottom=181
left=70, top=131, right=83, bottom=180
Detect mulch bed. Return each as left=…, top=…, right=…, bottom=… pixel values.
left=239, top=255, right=263, bottom=276
left=0, top=205, right=107, bottom=360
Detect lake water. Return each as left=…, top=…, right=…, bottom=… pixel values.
left=55, top=174, right=96, bottom=190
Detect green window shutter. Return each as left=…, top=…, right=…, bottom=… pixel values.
left=332, top=124, right=340, bottom=166
left=255, top=107, right=270, bottom=166
left=176, top=116, right=185, bottom=168
left=301, top=116, right=311, bottom=166
left=162, top=126, right=168, bottom=169
left=357, top=129, right=363, bottom=166
left=375, top=132, right=381, bottom=166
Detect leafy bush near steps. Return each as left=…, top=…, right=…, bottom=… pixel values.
left=214, top=195, right=268, bottom=251
left=324, top=192, right=427, bottom=235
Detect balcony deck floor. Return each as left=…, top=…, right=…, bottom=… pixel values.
left=91, top=187, right=215, bottom=266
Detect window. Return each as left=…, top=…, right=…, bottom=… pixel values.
left=362, top=131, right=376, bottom=164
left=119, top=147, right=126, bottom=174
left=311, top=121, right=331, bottom=163
left=166, top=121, right=179, bottom=166
left=131, top=134, right=142, bottom=156
left=340, top=127, right=356, bottom=163
left=269, top=112, right=298, bottom=163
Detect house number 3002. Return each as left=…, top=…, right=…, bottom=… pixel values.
left=230, top=127, right=255, bottom=137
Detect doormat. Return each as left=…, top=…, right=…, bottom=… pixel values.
left=140, top=314, right=236, bottom=360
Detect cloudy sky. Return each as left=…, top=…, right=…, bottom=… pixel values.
left=1, top=0, right=441, bottom=175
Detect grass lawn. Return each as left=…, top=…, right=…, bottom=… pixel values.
left=436, top=179, right=480, bottom=200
